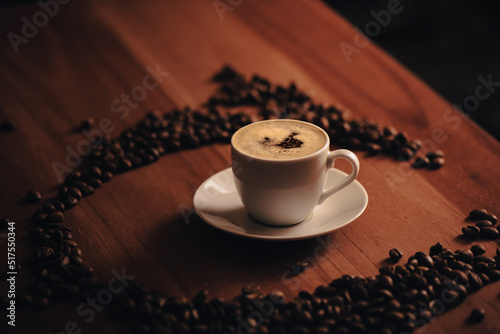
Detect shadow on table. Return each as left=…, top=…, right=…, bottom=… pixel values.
left=148, top=211, right=340, bottom=286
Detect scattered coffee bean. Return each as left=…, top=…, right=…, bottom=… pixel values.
left=0, top=121, right=15, bottom=132
left=429, top=157, right=445, bottom=170
left=26, top=190, right=42, bottom=203
left=389, top=248, right=403, bottom=261
left=469, top=308, right=485, bottom=323
left=80, top=117, right=94, bottom=130
left=290, top=260, right=310, bottom=276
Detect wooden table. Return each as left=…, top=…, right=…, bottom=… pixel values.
left=1, top=1, right=500, bottom=333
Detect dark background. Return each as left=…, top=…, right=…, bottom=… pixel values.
left=325, top=0, right=500, bottom=140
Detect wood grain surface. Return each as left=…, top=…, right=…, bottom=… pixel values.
left=1, top=0, right=500, bottom=333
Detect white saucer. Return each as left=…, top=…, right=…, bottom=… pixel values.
left=193, top=168, right=368, bottom=241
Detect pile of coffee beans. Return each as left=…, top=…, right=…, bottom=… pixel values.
left=209, top=65, right=443, bottom=170
left=5, top=65, right=482, bottom=333
left=469, top=308, right=486, bottom=323
left=78, top=242, right=497, bottom=334
left=462, top=209, right=499, bottom=240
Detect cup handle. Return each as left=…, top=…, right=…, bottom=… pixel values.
left=317, top=149, right=360, bottom=205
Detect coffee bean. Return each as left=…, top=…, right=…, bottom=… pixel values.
left=398, top=147, right=413, bottom=161
left=469, top=308, right=485, bottom=323
left=64, top=197, right=78, bottom=209
left=412, top=156, right=430, bottom=168
left=0, top=121, right=15, bottom=132
left=34, top=211, right=47, bottom=225
left=469, top=209, right=497, bottom=223
left=42, top=203, right=56, bottom=214
left=68, top=187, right=82, bottom=200
left=478, top=273, right=490, bottom=285
left=71, top=248, right=82, bottom=257
left=101, top=171, right=113, bottom=182
left=473, top=262, right=490, bottom=273
left=451, top=270, right=469, bottom=284
left=64, top=172, right=81, bottom=185
left=417, top=254, right=434, bottom=268
left=487, top=269, right=500, bottom=281
left=471, top=244, right=486, bottom=256
left=63, top=231, right=72, bottom=240
left=457, top=249, right=474, bottom=263
left=475, top=220, right=493, bottom=228
left=314, top=285, right=337, bottom=298
left=87, top=178, right=102, bottom=189
left=118, top=159, right=133, bottom=171
left=429, top=242, right=443, bottom=256
left=462, top=226, right=480, bottom=238
left=81, top=186, right=95, bottom=197
left=51, top=200, right=65, bottom=211
left=429, top=157, right=445, bottom=170
left=191, top=289, right=208, bottom=305
left=426, top=150, right=444, bottom=160
left=102, top=162, right=118, bottom=173
left=366, top=143, right=382, bottom=156
left=70, top=256, right=83, bottom=266
left=26, top=190, right=42, bottom=203
left=89, top=166, right=102, bottom=179
left=80, top=117, right=94, bottom=130
left=389, top=248, right=403, bottom=261
left=58, top=186, right=68, bottom=199
left=479, top=227, right=499, bottom=239
left=70, top=181, right=87, bottom=191
left=468, top=272, right=483, bottom=291
left=46, top=211, right=64, bottom=224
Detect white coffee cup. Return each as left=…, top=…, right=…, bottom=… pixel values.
left=231, top=119, right=360, bottom=226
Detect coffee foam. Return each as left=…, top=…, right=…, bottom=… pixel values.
left=233, top=121, right=326, bottom=159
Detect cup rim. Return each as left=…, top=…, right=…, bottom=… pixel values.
left=231, top=119, right=330, bottom=163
